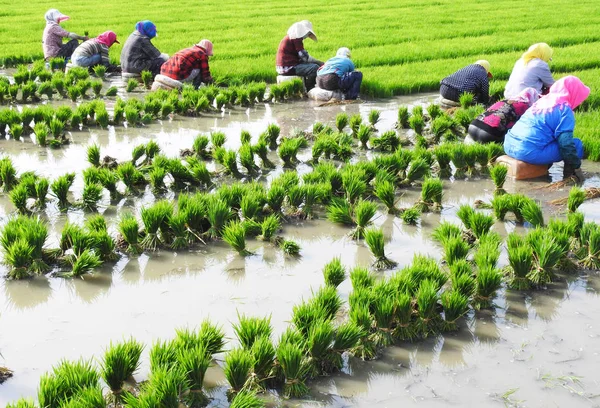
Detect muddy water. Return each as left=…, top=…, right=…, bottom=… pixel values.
left=1, top=93, right=600, bottom=407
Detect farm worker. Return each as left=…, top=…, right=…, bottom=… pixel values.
left=504, top=43, right=554, bottom=99
left=316, top=47, right=363, bottom=100
left=503, top=76, right=589, bottom=181
left=467, top=87, right=539, bottom=144
left=42, top=9, right=88, bottom=60
left=439, top=60, right=492, bottom=105
left=121, top=21, right=169, bottom=77
left=71, top=31, right=121, bottom=72
left=276, top=20, right=324, bottom=91
left=160, top=40, right=214, bottom=88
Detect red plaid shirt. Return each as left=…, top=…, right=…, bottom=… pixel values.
left=161, top=45, right=212, bottom=82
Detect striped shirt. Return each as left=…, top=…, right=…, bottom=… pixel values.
left=441, top=64, right=490, bottom=104
left=71, top=39, right=110, bottom=66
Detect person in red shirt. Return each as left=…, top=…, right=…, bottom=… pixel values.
left=276, top=21, right=323, bottom=91
left=160, top=39, right=214, bottom=88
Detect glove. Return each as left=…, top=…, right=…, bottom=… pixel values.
left=160, top=53, right=169, bottom=61
left=574, top=168, right=585, bottom=182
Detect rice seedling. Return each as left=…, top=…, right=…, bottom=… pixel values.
left=224, top=348, right=253, bottom=395
left=87, top=144, right=101, bottom=168
left=277, top=342, right=309, bottom=398
left=50, top=173, right=74, bottom=209
left=192, top=134, right=210, bottom=159
left=352, top=199, right=377, bottom=240
left=140, top=365, right=187, bottom=408
left=51, top=75, right=66, bottom=96
left=401, top=157, right=429, bottom=185
left=37, top=81, right=54, bottom=100
left=441, top=290, right=469, bottom=331
left=65, top=249, right=102, bottom=278
left=577, top=223, right=600, bottom=270
left=138, top=70, right=153, bottom=89
left=81, top=182, right=103, bottom=212
left=233, top=314, right=272, bottom=350
left=21, top=81, right=37, bottom=102
left=320, top=257, right=346, bottom=288
left=409, top=114, right=425, bottom=135
left=223, top=149, right=241, bottom=176
left=356, top=124, right=371, bottom=149
left=0, top=158, right=17, bottom=193
left=49, top=118, right=64, bottom=138
left=427, top=103, right=442, bottom=120
left=223, top=220, right=253, bottom=256
left=177, top=344, right=211, bottom=407
left=368, top=109, right=381, bottom=128
left=459, top=92, right=474, bottom=109
left=101, top=338, right=143, bottom=398
left=373, top=179, right=398, bottom=214
left=467, top=210, right=495, bottom=239
left=349, top=113, right=362, bottom=136
left=211, top=131, right=226, bottom=148
left=278, top=137, right=305, bottom=167
left=489, top=165, right=508, bottom=195
left=506, top=243, right=533, bottom=290
left=91, top=65, right=106, bottom=80
left=125, top=79, right=138, bottom=93
left=257, top=214, right=279, bottom=242
left=278, top=239, right=301, bottom=256
left=474, top=236, right=501, bottom=270
left=326, top=198, right=353, bottom=226
left=441, top=236, right=470, bottom=266
left=567, top=186, right=586, bottom=213
left=9, top=123, right=23, bottom=140
left=229, top=389, right=264, bottom=408
left=416, top=178, right=443, bottom=212
left=431, top=221, right=462, bottom=245
left=118, top=213, right=142, bottom=254
left=370, top=290, right=395, bottom=347
left=401, top=206, right=421, bottom=225
left=264, top=124, right=280, bottom=150
left=104, top=86, right=118, bottom=97
left=397, top=106, right=410, bottom=129
left=141, top=201, right=173, bottom=250
left=416, top=279, right=440, bottom=336
left=364, top=227, right=396, bottom=269
left=35, top=177, right=49, bottom=208
left=3, top=238, right=33, bottom=279
left=518, top=198, right=544, bottom=228
left=474, top=265, right=502, bottom=309
left=38, top=359, right=100, bottom=408
left=449, top=260, right=475, bottom=298
left=335, top=112, right=349, bottom=132
left=206, top=197, right=230, bottom=239
left=9, top=184, right=29, bottom=215
left=239, top=143, right=258, bottom=174
left=125, top=106, right=139, bottom=126
left=166, top=212, right=188, bottom=251
left=148, top=340, right=178, bottom=372
left=6, top=398, right=36, bottom=408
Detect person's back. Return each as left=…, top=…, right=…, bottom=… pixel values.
left=505, top=58, right=554, bottom=99
left=161, top=46, right=203, bottom=80
left=72, top=39, right=104, bottom=60
left=121, top=31, right=161, bottom=74
left=318, top=56, right=355, bottom=77
left=440, top=62, right=490, bottom=104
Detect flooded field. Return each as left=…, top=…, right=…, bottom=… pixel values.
left=1, top=92, right=600, bottom=407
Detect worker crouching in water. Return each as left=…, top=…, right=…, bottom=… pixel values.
left=439, top=60, right=492, bottom=107
left=467, top=88, right=539, bottom=144
left=42, top=9, right=88, bottom=60
left=276, top=20, right=323, bottom=91
left=503, top=76, right=589, bottom=181
left=121, top=20, right=168, bottom=77
left=316, top=47, right=362, bottom=100
left=159, top=39, right=214, bottom=88
left=71, top=31, right=121, bottom=72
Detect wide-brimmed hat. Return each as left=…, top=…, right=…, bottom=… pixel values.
left=196, top=39, right=213, bottom=56
left=287, top=20, right=317, bottom=41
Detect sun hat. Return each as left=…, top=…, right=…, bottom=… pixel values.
left=196, top=39, right=213, bottom=56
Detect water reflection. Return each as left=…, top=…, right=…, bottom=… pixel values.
left=471, top=309, right=501, bottom=345
left=66, top=265, right=114, bottom=303
left=3, top=277, right=52, bottom=310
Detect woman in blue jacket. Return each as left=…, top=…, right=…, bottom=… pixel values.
left=316, top=47, right=362, bottom=100
left=503, top=76, right=589, bottom=181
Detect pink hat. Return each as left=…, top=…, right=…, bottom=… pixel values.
left=96, top=31, right=120, bottom=47
left=196, top=39, right=213, bottom=56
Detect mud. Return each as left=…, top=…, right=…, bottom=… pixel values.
left=0, top=92, right=600, bottom=407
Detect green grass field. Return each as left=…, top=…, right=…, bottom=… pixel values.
left=1, top=0, right=600, bottom=157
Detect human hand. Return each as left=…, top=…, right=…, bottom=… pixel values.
left=574, top=168, right=585, bottom=182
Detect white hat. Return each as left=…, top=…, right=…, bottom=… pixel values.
left=287, top=20, right=317, bottom=42
left=336, top=47, right=351, bottom=58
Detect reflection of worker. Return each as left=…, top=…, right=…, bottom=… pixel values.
left=276, top=20, right=323, bottom=91
left=42, top=9, right=88, bottom=60
left=121, top=21, right=168, bottom=77
left=504, top=76, right=589, bottom=181
left=468, top=88, right=539, bottom=144
left=160, top=40, right=214, bottom=88
left=317, top=48, right=362, bottom=100
left=71, top=31, right=120, bottom=71
left=440, top=60, right=492, bottom=105
left=505, top=43, right=555, bottom=99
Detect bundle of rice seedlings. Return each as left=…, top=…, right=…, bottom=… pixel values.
left=370, top=291, right=395, bottom=347
left=3, top=238, right=33, bottom=279
left=149, top=340, right=177, bottom=372
left=95, top=108, right=109, bottom=128
left=221, top=149, right=241, bottom=176
left=278, top=137, right=305, bottom=167
left=118, top=213, right=142, bottom=254
left=368, top=109, right=381, bottom=127
left=6, top=398, right=37, bottom=408
left=64, top=249, right=102, bottom=278
left=263, top=124, right=280, bottom=150
left=210, top=131, right=226, bottom=149
left=224, top=348, right=253, bottom=395
left=409, top=114, right=424, bottom=135
left=90, top=65, right=106, bottom=79
left=474, top=264, right=502, bottom=308
left=138, top=365, right=187, bottom=407
left=577, top=223, right=600, bottom=270
left=277, top=342, right=309, bottom=398
left=278, top=239, right=301, bottom=256
left=449, top=260, right=475, bottom=297
left=567, top=186, right=586, bottom=213
left=38, top=359, right=100, bottom=408
left=323, top=257, right=346, bottom=288
left=469, top=211, right=495, bottom=239
left=229, top=389, right=264, bottom=408
left=427, top=103, right=442, bottom=120
left=416, top=178, right=443, bottom=212
left=397, top=106, right=410, bottom=129
left=489, top=165, right=508, bottom=195
left=49, top=118, right=64, bottom=138
left=258, top=214, right=280, bottom=242
left=171, top=345, right=209, bottom=406
left=37, top=81, right=54, bottom=100
left=239, top=144, right=258, bottom=174
left=167, top=212, right=188, bottom=251
left=348, top=301, right=377, bottom=360
left=101, top=338, right=143, bottom=399
left=50, top=173, right=75, bottom=209
left=326, top=198, right=354, bottom=226
left=341, top=174, right=366, bottom=205
left=84, top=215, right=106, bottom=234
left=431, top=221, right=462, bottom=246
left=253, top=137, right=274, bottom=168
left=474, top=235, right=500, bottom=270
left=506, top=243, right=533, bottom=290
left=441, top=290, right=469, bottom=331
left=401, top=207, right=420, bottom=225
left=34, top=177, right=49, bottom=208
left=304, top=318, right=336, bottom=377
left=416, top=279, right=440, bottom=336
left=81, top=182, right=103, bottom=212
left=141, top=201, right=172, bottom=250
left=335, top=113, right=349, bottom=132
left=0, top=158, right=17, bottom=193
left=400, top=157, right=429, bottom=186
left=87, top=144, right=101, bottom=168
left=101, top=86, right=117, bottom=98
left=239, top=130, right=252, bottom=145
left=33, top=122, right=49, bottom=147
left=352, top=199, right=377, bottom=240
left=490, top=194, right=510, bottom=221
left=137, top=70, right=152, bottom=89
left=9, top=184, right=30, bottom=215
left=459, top=93, right=474, bottom=109
left=374, top=180, right=398, bottom=214
left=521, top=199, right=544, bottom=227
left=364, top=227, right=396, bottom=269
left=349, top=113, right=362, bottom=136
left=442, top=236, right=470, bottom=266
left=233, top=315, right=272, bottom=353
left=91, top=81, right=102, bottom=97
left=223, top=220, right=252, bottom=256
left=204, top=196, right=230, bottom=239
left=9, top=123, right=23, bottom=140
left=125, top=79, right=138, bottom=93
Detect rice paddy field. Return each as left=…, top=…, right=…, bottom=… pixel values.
left=1, top=0, right=600, bottom=407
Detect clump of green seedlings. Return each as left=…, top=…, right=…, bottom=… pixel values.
left=335, top=112, right=348, bottom=132
left=223, top=220, right=253, bottom=256
left=459, top=92, right=474, bottom=109
left=364, top=227, right=397, bottom=269
left=489, top=165, right=508, bottom=195
left=415, top=178, right=443, bottom=212
left=126, top=79, right=138, bottom=92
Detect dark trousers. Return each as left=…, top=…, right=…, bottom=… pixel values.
left=440, top=83, right=461, bottom=102
left=56, top=39, right=80, bottom=60
left=317, top=72, right=362, bottom=100
left=467, top=124, right=503, bottom=144
left=288, top=63, right=320, bottom=91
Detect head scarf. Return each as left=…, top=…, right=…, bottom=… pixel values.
left=475, top=60, right=492, bottom=78
left=522, top=43, right=553, bottom=65
left=135, top=20, right=157, bottom=39
left=511, top=87, right=540, bottom=107
left=45, top=9, right=69, bottom=26
left=96, top=31, right=120, bottom=47
left=287, top=20, right=317, bottom=41
left=196, top=39, right=213, bottom=56
left=336, top=47, right=351, bottom=58
left=530, top=76, right=590, bottom=114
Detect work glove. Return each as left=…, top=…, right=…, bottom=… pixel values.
left=563, top=163, right=585, bottom=182
left=160, top=53, right=169, bottom=61
left=574, top=168, right=585, bottom=182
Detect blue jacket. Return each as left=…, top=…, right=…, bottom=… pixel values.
left=317, top=56, right=355, bottom=78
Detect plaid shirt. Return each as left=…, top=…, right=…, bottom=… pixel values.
left=121, top=31, right=162, bottom=74
left=161, top=45, right=212, bottom=82
left=441, top=64, right=490, bottom=104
